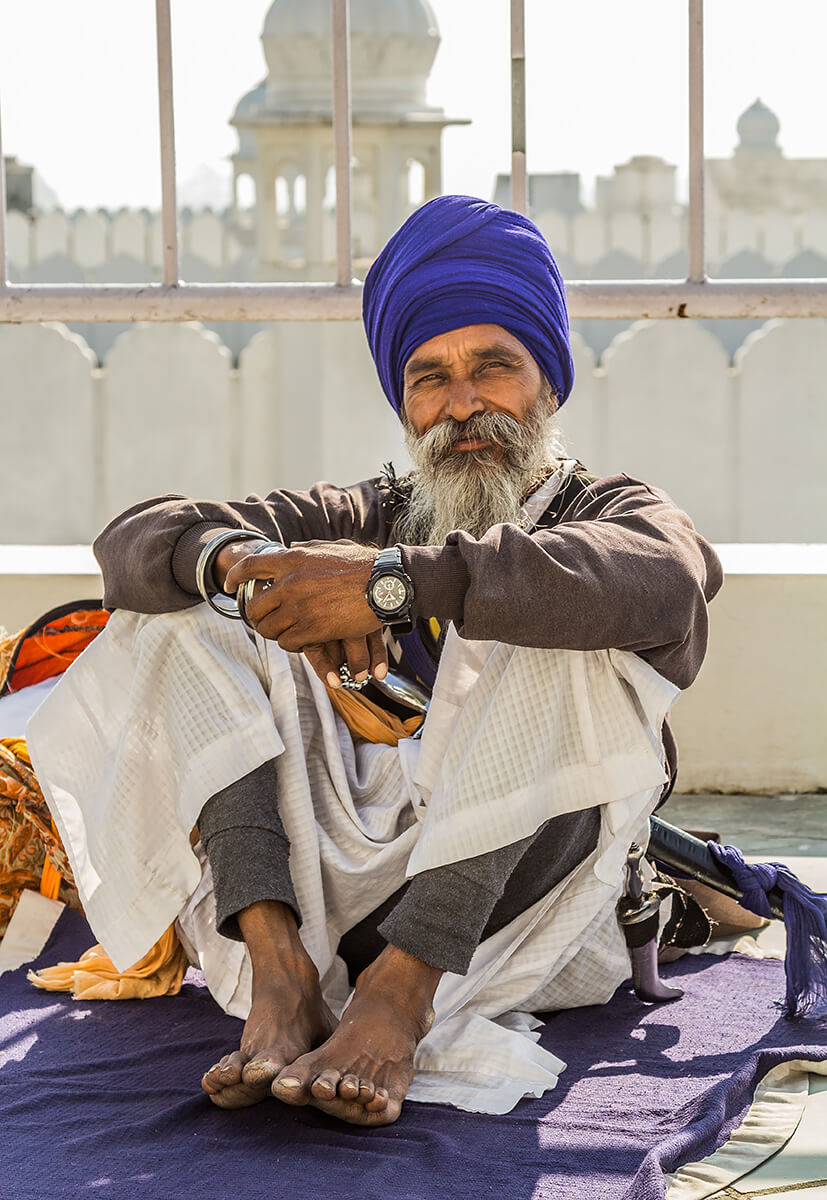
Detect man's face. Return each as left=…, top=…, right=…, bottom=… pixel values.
left=402, top=324, right=545, bottom=446
left=395, top=324, right=563, bottom=546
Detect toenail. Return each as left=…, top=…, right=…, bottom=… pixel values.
left=278, top=1077, right=301, bottom=1089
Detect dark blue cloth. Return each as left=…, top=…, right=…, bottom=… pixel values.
left=362, top=195, right=574, bottom=416
left=709, top=841, right=827, bottom=1017
left=3, top=908, right=827, bottom=1200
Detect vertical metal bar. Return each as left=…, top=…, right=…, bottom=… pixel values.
left=0, top=93, right=8, bottom=285
left=155, top=0, right=179, bottom=286
left=510, top=0, right=527, bottom=213
left=331, top=0, right=353, bottom=286
left=688, top=0, right=705, bottom=282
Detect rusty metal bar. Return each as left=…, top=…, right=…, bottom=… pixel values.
left=510, top=0, right=527, bottom=213
left=331, top=0, right=353, bottom=286
left=155, top=0, right=179, bottom=286
left=687, top=0, right=705, bottom=282
left=5, top=279, right=827, bottom=323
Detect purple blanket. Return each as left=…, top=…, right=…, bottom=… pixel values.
left=2, top=909, right=826, bottom=1200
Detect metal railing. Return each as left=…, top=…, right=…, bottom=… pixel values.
left=1, top=0, right=826, bottom=322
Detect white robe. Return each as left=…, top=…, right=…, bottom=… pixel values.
left=26, top=596, right=677, bottom=1114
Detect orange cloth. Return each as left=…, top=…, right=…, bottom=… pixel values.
left=1, top=609, right=109, bottom=693
left=2, top=739, right=67, bottom=902
left=326, top=682, right=423, bottom=746
left=0, top=737, right=81, bottom=935
left=28, top=925, right=188, bottom=1001
left=0, top=738, right=186, bottom=1002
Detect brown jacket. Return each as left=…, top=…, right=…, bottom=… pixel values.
left=95, top=469, right=722, bottom=693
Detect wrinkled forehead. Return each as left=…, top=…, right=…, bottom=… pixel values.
left=403, top=324, right=536, bottom=378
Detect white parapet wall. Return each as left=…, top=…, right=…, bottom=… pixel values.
left=0, top=543, right=825, bottom=794
left=670, top=544, right=827, bottom=794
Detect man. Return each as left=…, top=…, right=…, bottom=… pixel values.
left=28, top=195, right=722, bottom=1127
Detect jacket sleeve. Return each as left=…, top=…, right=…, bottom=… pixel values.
left=400, top=475, right=723, bottom=690
left=93, top=479, right=388, bottom=614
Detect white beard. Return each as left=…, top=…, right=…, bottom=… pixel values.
left=395, top=401, right=566, bottom=546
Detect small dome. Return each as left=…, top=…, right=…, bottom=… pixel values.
left=259, top=0, right=441, bottom=116
left=737, top=99, right=780, bottom=150
left=232, top=79, right=267, bottom=121
left=231, top=80, right=267, bottom=155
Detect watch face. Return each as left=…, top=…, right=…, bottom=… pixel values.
left=371, top=574, right=408, bottom=613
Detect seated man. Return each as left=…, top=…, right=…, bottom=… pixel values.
left=28, top=195, right=722, bottom=1127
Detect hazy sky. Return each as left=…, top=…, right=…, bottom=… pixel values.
left=2, top=0, right=826, bottom=211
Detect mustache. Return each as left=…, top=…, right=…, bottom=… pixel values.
left=409, top=411, right=526, bottom=461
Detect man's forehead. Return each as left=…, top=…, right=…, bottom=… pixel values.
left=403, top=324, right=533, bottom=375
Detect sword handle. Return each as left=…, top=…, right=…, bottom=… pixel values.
left=648, top=816, right=784, bottom=921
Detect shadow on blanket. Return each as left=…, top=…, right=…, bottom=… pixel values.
left=2, top=908, right=826, bottom=1200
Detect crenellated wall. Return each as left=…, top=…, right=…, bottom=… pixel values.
left=9, top=205, right=827, bottom=281
left=1, top=317, right=826, bottom=546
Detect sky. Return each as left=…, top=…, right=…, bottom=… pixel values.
left=1, top=0, right=826, bottom=212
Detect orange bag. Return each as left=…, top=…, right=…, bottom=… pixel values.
left=1, top=599, right=109, bottom=696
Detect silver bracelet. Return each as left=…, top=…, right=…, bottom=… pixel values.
left=195, top=529, right=268, bottom=620
left=237, top=542, right=289, bottom=629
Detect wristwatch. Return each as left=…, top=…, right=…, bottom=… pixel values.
left=365, top=546, right=415, bottom=633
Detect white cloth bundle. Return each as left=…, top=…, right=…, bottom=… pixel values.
left=27, top=604, right=678, bottom=1114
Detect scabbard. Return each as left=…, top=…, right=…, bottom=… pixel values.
left=648, top=815, right=785, bottom=922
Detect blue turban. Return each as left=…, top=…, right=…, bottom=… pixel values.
left=362, top=194, right=574, bottom=416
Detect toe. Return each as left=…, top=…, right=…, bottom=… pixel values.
left=364, top=1087, right=389, bottom=1113
left=307, top=1092, right=403, bottom=1126
left=338, top=1074, right=361, bottom=1101
left=310, top=1068, right=341, bottom=1101
left=202, top=1051, right=245, bottom=1093
left=357, top=1078, right=375, bottom=1104
left=272, top=1066, right=312, bottom=1105
left=242, top=1055, right=284, bottom=1088
left=207, top=1080, right=271, bottom=1109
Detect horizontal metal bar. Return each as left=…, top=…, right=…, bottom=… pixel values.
left=0, top=283, right=364, bottom=322
left=3, top=280, right=827, bottom=323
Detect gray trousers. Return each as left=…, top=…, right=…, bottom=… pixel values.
left=199, top=759, right=600, bottom=981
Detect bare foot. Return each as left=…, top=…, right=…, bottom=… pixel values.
left=271, top=944, right=441, bottom=1126
left=201, top=901, right=336, bottom=1109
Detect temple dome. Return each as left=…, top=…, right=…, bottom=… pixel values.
left=231, top=80, right=267, bottom=155
left=259, top=0, right=441, bottom=116
left=736, top=99, right=781, bottom=151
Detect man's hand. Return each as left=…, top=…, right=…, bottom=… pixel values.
left=223, top=541, right=388, bottom=687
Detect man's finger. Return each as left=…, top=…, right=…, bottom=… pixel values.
left=341, top=637, right=371, bottom=683
left=225, top=548, right=292, bottom=594
left=366, top=629, right=388, bottom=681
left=241, top=578, right=282, bottom=626
left=303, top=644, right=344, bottom=689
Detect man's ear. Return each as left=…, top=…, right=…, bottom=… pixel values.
left=540, top=376, right=559, bottom=415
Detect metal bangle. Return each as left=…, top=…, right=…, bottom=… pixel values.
left=237, top=541, right=288, bottom=629
left=195, top=529, right=268, bottom=620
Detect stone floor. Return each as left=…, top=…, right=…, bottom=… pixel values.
left=662, top=793, right=827, bottom=1199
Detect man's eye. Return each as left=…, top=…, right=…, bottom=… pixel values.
left=479, top=360, right=510, bottom=372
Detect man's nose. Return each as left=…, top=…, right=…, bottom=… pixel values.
left=445, top=377, right=484, bottom=422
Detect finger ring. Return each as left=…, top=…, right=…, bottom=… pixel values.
left=238, top=577, right=266, bottom=629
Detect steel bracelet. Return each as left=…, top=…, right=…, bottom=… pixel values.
left=195, top=529, right=268, bottom=620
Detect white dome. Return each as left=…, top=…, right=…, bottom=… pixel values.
left=737, top=99, right=781, bottom=151
left=231, top=80, right=267, bottom=154
left=259, top=0, right=441, bottom=116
